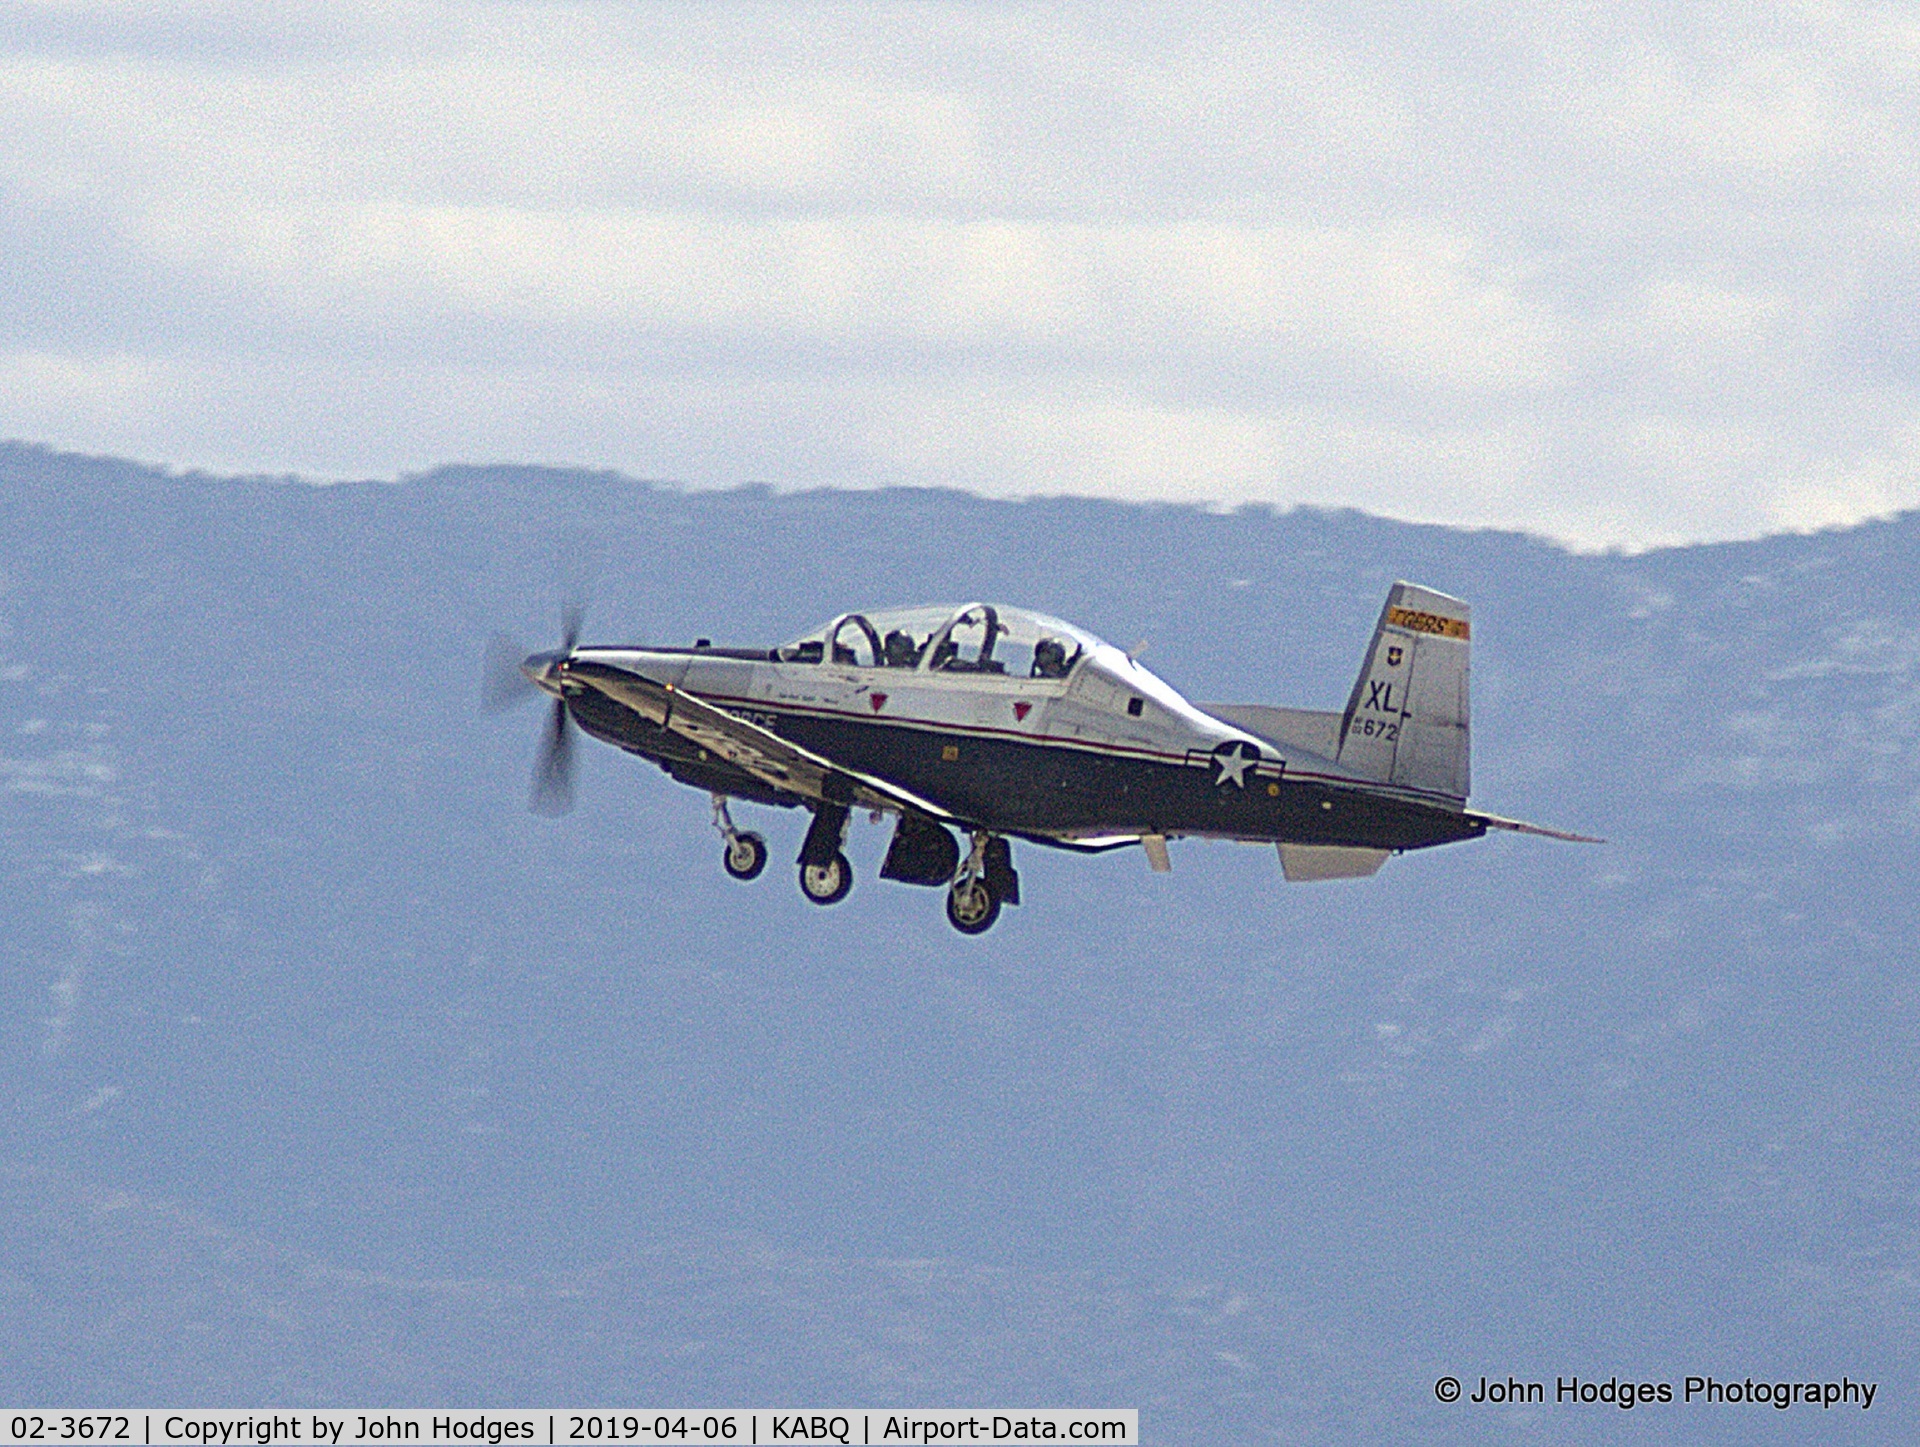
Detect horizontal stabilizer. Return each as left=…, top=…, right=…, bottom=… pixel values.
left=1202, top=703, right=1342, bottom=759
left=1470, top=811, right=1605, bottom=844
left=1279, top=843, right=1390, bottom=881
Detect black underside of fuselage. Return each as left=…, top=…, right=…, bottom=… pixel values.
left=564, top=686, right=1483, bottom=853
left=565, top=689, right=804, bottom=810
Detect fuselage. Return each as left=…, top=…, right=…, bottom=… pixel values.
left=555, top=603, right=1482, bottom=855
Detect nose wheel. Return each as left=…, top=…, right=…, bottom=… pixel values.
left=712, top=794, right=768, bottom=882
left=723, top=830, right=768, bottom=880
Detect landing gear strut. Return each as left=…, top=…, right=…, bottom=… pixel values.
left=712, top=795, right=767, bottom=881
left=945, top=830, right=1017, bottom=935
left=797, top=801, right=853, bottom=906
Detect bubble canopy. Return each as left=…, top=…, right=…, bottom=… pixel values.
left=778, top=604, right=1107, bottom=676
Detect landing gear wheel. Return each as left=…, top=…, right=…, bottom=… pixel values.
left=723, top=830, right=768, bottom=881
left=946, top=877, right=1001, bottom=934
left=799, top=851, right=853, bottom=905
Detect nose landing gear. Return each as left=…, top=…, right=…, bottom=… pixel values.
left=712, top=795, right=768, bottom=881
left=724, top=831, right=768, bottom=880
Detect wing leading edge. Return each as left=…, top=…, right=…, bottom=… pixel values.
left=566, top=658, right=958, bottom=825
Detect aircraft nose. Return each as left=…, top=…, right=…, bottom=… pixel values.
left=522, top=649, right=569, bottom=695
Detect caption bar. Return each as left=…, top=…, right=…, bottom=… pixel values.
left=1, top=1413, right=1138, bottom=1446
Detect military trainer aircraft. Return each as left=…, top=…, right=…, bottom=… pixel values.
left=485, top=583, right=1596, bottom=933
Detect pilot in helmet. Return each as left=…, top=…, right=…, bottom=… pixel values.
left=1032, top=637, right=1070, bottom=678
left=884, top=629, right=919, bottom=667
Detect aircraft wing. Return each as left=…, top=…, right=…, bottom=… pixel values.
left=1467, top=810, right=1605, bottom=844
left=567, top=659, right=959, bottom=823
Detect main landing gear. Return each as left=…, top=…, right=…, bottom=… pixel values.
left=796, top=801, right=854, bottom=906
left=945, top=831, right=1018, bottom=935
left=800, top=852, right=854, bottom=905
left=712, top=795, right=767, bottom=881
left=712, top=794, right=855, bottom=904
left=946, top=875, right=1000, bottom=934
left=712, top=797, right=1022, bottom=932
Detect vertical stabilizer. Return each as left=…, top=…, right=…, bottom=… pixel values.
left=1335, top=582, right=1471, bottom=801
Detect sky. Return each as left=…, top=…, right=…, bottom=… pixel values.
left=3, top=1, right=1919, bottom=549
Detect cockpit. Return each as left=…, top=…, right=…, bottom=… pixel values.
left=777, top=604, right=1103, bottom=679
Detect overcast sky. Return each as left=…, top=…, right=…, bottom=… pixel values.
left=4, top=1, right=1918, bottom=547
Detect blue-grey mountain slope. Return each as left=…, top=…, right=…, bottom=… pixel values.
left=1, top=442, right=1915, bottom=1443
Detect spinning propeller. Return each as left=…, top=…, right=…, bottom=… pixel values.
left=483, top=603, right=586, bottom=816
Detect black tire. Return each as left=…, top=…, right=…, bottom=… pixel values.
left=723, top=831, right=768, bottom=881
left=945, top=877, right=1001, bottom=934
left=799, top=850, right=853, bottom=905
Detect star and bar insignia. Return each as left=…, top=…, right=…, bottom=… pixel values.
left=1211, top=739, right=1261, bottom=788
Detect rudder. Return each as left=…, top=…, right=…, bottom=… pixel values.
left=1335, top=582, right=1471, bottom=801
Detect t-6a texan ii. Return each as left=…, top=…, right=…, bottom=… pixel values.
left=486, top=584, right=1597, bottom=934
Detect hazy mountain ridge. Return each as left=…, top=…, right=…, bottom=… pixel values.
left=3, top=442, right=1917, bottom=1443
left=2, top=1162, right=1372, bottom=1424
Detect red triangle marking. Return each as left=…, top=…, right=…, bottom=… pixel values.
left=870, top=692, right=888, bottom=712
left=1013, top=701, right=1032, bottom=721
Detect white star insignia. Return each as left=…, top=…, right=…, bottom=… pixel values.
left=1213, top=741, right=1257, bottom=788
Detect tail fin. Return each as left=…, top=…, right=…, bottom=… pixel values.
left=1336, top=582, right=1471, bottom=801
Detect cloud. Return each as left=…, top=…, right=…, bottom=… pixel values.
left=3, top=1, right=1919, bottom=547
left=116, top=200, right=1562, bottom=392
